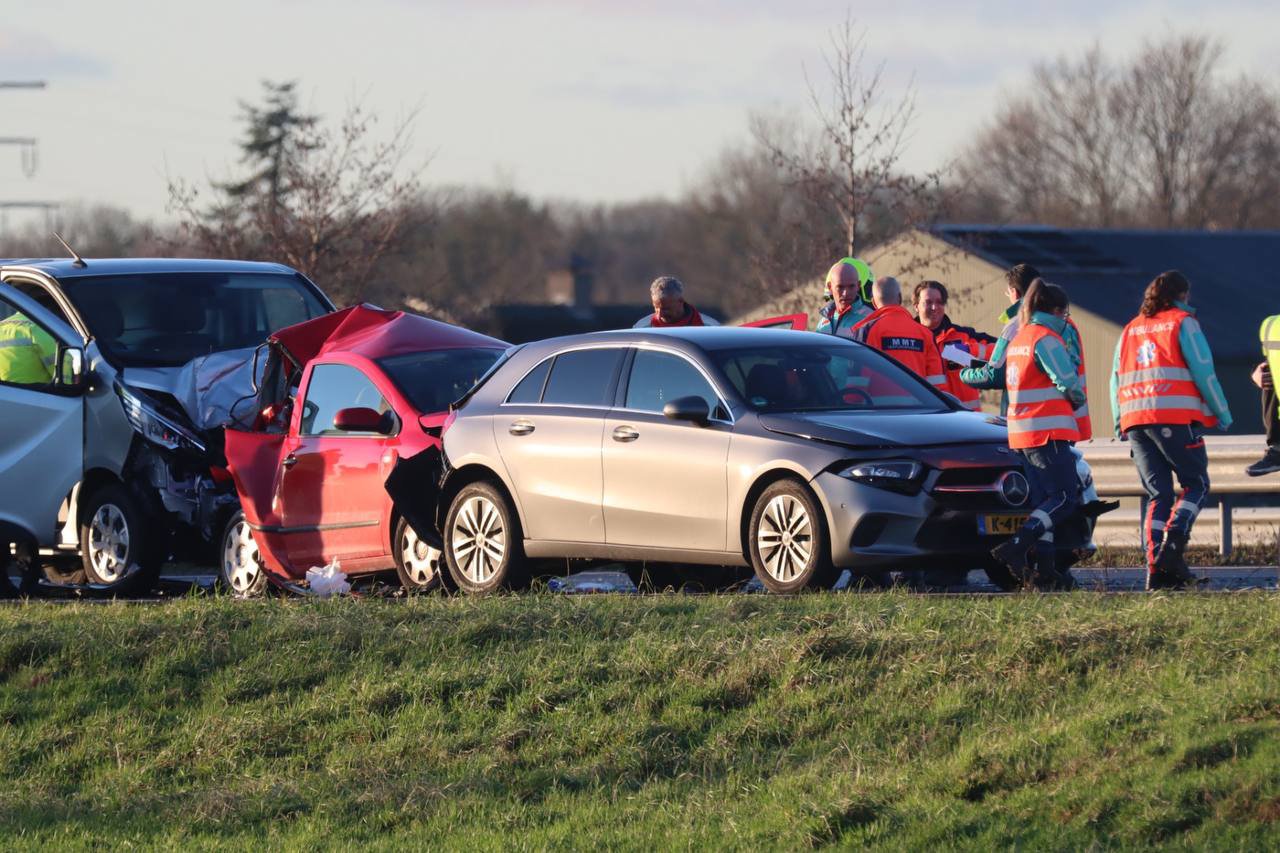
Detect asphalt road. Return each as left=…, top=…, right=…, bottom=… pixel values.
left=7, top=565, right=1276, bottom=601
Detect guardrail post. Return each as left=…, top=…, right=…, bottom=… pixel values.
left=1220, top=496, right=1232, bottom=558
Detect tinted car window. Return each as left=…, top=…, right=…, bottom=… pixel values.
left=300, top=363, right=391, bottom=436
left=541, top=348, right=622, bottom=407
left=506, top=357, right=552, bottom=403
left=60, top=272, right=328, bottom=368
left=625, top=349, right=720, bottom=414
left=713, top=343, right=948, bottom=413
left=378, top=347, right=504, bottom=414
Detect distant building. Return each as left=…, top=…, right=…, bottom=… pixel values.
left=737, top=225, right=1279, bottom=437
left=488, top=259, right=719, bottom=344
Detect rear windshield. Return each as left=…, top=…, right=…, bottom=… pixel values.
left=711, top=342, right=949, bottom=413
left=378, top=347, right=506, bottom=414
left=61, top=272, right=330, bottom=368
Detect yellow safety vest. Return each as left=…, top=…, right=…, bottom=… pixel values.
left=0, top=312, right=57, bottom=385
left=1265, top=315, right=1280, bottom=414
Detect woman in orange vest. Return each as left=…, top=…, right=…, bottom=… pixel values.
left=1110, top=270, right=1232, bottom=590
left=990, top=280, right=1087, bottom=589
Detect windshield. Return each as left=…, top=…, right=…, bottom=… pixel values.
left=60, top=272, right=330, bottom=368
left=711, top=342, right=950, bottom=413
left=378, top=347, right=506, bottom=414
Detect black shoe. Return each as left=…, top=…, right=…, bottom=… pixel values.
left=1246, top=447, right=1280, bottom=477
left=991, top=534, right=1034, bottom=578
left=1051, top=569, right=1079, bottom=591
left=1154, top=529, right=1192, bottom=578
left=1146, top=570, right=1187, bottom=591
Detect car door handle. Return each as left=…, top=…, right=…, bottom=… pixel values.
left=508, top=420, right=535, bottom=436
left=612, top=425, right=639, bottom=443
left=282, top=454, right=298, bottom=468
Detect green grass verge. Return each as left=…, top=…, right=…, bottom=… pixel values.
left=2, top=593, right=1280, bottom=848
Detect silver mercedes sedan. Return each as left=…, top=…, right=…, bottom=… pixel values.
left=436, top=327, right=1092, bottom=593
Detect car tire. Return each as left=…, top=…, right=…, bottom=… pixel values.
left=443, top=481, right=528, bottom=594
left=220, top=510, right=268, bottom=598
left=79, top=484, right=161, bottom=592
left=748, top=479, right=837, bottom=593
left=394, top=516, right=444, bottom=593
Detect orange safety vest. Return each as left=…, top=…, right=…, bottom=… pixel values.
left=1067, top=317, right=1092, bottom=441
left=1115, top=306, right=1217, bottom=432
left=853, top=305, right=947, bottom=391
left=1005, top=323, right=1081, bottom=449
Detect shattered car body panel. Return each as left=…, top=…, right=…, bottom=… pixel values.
left=0, top=259, right=334, bottom=579
left=223, top=304, right=508, bottom=584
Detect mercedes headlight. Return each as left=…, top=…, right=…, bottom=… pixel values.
left=839, top=460, right=923, bottom=493
left=115, top=382, right=207, bottom=454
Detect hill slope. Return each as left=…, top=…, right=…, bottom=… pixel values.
left=2, top=594, right=1279, bottom=847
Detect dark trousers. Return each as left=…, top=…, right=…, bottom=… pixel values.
left=1128, top=424, right=1210, bottom=567
left=1016, top=440, right=1082, bottom=557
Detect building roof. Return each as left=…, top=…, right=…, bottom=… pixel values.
left=488, top=303, right=722, bottom=343
left=931, top=225, right=1280, bottom=360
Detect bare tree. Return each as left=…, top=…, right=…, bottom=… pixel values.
left=681, top=137, right=836, bottom=300
left=1119, top=36, right=1275, bottom=228
left=169, top=84, right=425, bottom=306
left=959, top=35, right=1280, bottom=230
left=753, top=15, right=941, bottom=265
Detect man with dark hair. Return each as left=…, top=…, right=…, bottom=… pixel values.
left=914, top=280, right=997, bottom=411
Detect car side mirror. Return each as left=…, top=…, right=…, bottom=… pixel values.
left=56, top=346, right=87, bottom=392
left=663, top=395, right=711, bottom=426
left=333, top=407, right=393, bottom=434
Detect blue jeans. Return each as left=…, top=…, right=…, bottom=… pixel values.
left=1128, top=424, right=1210, bottom=566
left=1016, top=440, right=1083, bottom=555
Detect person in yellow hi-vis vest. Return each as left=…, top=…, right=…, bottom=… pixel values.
left=0, top=310, right=57, bottom=385
left=1246, top=315, right=1280, bottom=476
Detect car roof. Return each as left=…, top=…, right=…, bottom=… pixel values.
left=0, top=257, right=303, bottom=280
left=272, top=304, right=508, bottom=366
left=527, top=326, right=844, bottom=353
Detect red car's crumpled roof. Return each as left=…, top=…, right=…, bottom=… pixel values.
left=270, top=303, right=506, bottom=367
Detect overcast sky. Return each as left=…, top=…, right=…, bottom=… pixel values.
left=2, top=0, right=1276, bottom=225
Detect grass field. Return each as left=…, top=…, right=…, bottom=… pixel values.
left=2, top=593, right=1280, bottom=848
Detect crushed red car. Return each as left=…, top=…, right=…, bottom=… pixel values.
left=220, top=305, right=508, bottom=595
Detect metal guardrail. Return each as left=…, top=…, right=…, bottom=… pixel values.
left=1078, top=435, right=1278, bottom=556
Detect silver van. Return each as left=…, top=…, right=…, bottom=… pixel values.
left=0, top=258, right=332, bottom=592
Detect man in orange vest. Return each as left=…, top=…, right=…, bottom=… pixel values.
left=1111, top=270, right=1231, bottom=590
left=991, top=281, right=1086, bottom=589
left=913, top=280, right=997, bottom=411
left=852, top=277, right=948, bottom=394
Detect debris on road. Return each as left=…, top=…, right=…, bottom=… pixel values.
left=305, top=560, right=351, bottom=597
